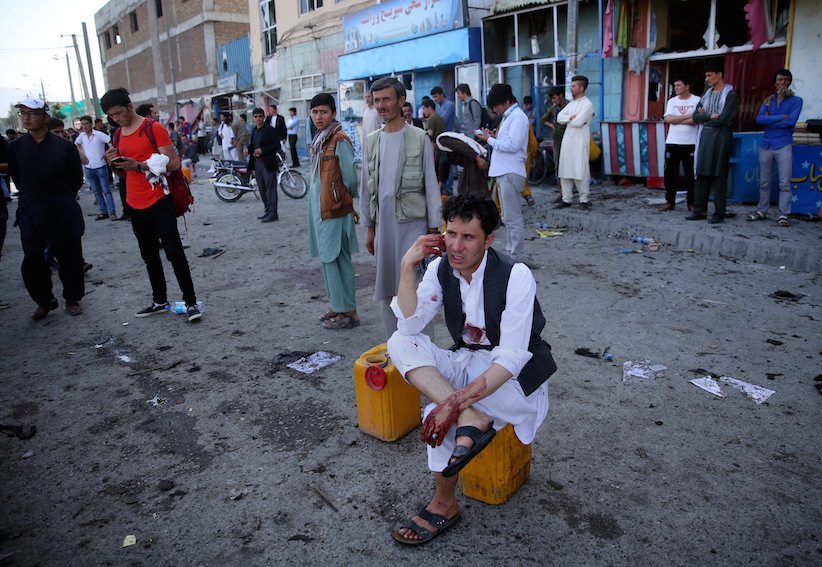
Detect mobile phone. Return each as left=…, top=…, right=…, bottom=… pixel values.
left=475, top=129, right=484, bottom=135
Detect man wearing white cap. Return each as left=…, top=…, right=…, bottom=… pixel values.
left=7, top=99, right=86, bottom=319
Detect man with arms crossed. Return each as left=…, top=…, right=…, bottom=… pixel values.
left=660, top=75, right=700, bottom=211
left=388, top=195, right=555, bottom=545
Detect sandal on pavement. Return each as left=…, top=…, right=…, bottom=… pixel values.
left=747, top=211, right=767, bottom=221
left=392, top=508, right=461, bottom=546
left=441, top=423, right=496, bottom=478
left=318, top=310, right=338, bottom=322
left=778, top=215, right=790, bottom=227
left=322, top=314, right=360, bottom=330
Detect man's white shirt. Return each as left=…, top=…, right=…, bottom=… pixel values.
left=75, top=130, right=111, bottom=169
left=487, top=104, right=529, bottom=178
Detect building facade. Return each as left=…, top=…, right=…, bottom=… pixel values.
left=95, top=0, right=251, bottom=119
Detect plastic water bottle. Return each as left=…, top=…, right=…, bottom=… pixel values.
left=633, top=236, right=657, bottom=245
left=170, top=301, right=205, bottom=314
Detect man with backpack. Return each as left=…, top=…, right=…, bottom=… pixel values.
left=456, top=84, right=482, bottom=138
left=101, top=88, right=201, bottom=322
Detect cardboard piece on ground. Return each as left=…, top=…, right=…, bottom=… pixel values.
left=719, top=376, right=776, bottom=404
left=690, top=376, right=727, bottom=398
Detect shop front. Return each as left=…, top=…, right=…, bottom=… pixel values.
left=337, top=0, right=482, bottom=131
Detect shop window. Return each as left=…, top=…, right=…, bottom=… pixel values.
left=299, top=0, right=322, bottom=16
left=517, top=8, right=554, bottom=60
left=483, top=16, right=514, bottom=64
left=129, top=12, right=138, bottom=33
left=657, top=0, right=772, bottom=53
left=261, top=0, right=277, bottom=56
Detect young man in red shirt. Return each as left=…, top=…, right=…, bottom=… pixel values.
left=101, top=88, right=201, bottom=322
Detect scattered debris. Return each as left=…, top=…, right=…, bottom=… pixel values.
left=199, top=247, right=225, bottom=258
left=619, top=247, right=643, bottom=254
left=766, top=338, right=784, bottom=346
left=21, top=449, right=34, bottom=459
left=690, top=377, right=727, bottom=398
left=622, top=360, right=666, bottom=381
left=765, top=373, right=783, bottom=381
left=536, top=229, right=564, bottom=238
left=94, top=336, right=117, bottom=349
left=288, top=534, right=314, bottom=543
left=122, top=535, right=136, bottom=547
left=546, top=479, right=564, bottom=490
left=117, top=354, right=134, bottom=363
left=310, top=484, right=338, bottom=512
left=158, top=480, right=175, bottom=492
left=768, top=290, right=804, bottom=302
left=228, top=488, right=247, bottom=501
left=635, top=447, right=648, bottom=458
left=287, top=352, right=342, bottom=374
left=699, top=299, right=728, bottom=306
left=0, top=424, right=37, bottom=440
left=272, top=351, right=314, bottom=368
left=574, top=347, right=601, bottom=359
left=719, top=376, right=775, bottom=405
left=690, top=376, right=775, bottom=404
left=146, top=396, right=166, bottom=407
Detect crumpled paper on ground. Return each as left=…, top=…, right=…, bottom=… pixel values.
left=623, top=360, right=666, bottom=380
left=689, top=376, right=775, bottom=404
left=287, top=351, right=341, bottom=374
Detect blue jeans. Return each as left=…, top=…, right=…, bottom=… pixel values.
left=757, top=145, right=792, bottom=217
left=85, top=166, right=116, bottom=215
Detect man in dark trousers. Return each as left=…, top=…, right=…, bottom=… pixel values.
left=101, top=88, right=201, bottom=322
left=247, top=107, right=281, bottom=223
left=7, top=99, right=85, bottom=319
left=387, top=195, right=555, bottom=545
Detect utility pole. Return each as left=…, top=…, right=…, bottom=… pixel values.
left=82, top=22, right=100, bottom=118
left=147, top=0, right=168, bottom=115
left=566, top=0, right=579, bottom=82
left=70, top=34, right=92, bottom=116
left=162, top=1, right=179, bottom=120
left=65, top=53, right=77, bottom=122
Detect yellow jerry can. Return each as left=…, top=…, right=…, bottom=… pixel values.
left=459, top=423, right=532, bottom=505
left=353, top=344, right=421, bottom=442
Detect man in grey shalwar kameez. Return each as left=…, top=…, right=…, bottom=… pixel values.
left=362, top=77, right=442, bottom=338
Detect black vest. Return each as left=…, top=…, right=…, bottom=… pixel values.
left=437, top=247, right=557, bottom=396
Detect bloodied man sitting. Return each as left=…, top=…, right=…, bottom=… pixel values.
left=387, top=194, right=556, bottom=545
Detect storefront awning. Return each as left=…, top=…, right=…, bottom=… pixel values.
left=491, top=0, right=554, bottom=15
left=338, top=27, right=481, bottom=80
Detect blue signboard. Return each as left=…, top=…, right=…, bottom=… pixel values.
left=790, top=145, right=822, bottom=215
left=342, top=0, right=466, bottom=54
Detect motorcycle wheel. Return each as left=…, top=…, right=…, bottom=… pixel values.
left=214, top=172, right=245, bottom=202
left=279, top=170, right=308, bottom=199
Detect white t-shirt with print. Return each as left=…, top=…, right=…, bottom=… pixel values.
left=664, top=94, right=700, bottom=146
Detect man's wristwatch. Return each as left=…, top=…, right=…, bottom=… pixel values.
left=136, top=162, right=145, bottom=172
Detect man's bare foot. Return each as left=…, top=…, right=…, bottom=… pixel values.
left=394, top=498, right=460, bottom=543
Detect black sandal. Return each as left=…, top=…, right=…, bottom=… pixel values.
left=392, top=508, right=461, bottom=545
left=441, top=423, right=496, bottom=478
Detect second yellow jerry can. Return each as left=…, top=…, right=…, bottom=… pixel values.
left=353, top=344, right=421, bottom=442
left=459, top=423, right=532, bottom=505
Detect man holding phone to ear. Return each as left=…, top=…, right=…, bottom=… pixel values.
left=101, top=88, right=201, bottom=322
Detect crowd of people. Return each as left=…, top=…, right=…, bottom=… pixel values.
left=0, top=62, right=807, bottom=544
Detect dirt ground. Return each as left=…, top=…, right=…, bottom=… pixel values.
left=1, top=167, right=820, bottom=566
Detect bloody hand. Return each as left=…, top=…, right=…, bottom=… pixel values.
left=420, top=398, right=460, bottom=447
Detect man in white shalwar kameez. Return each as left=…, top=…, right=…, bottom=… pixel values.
left=387, top=195, right=556, bottom=545
left=555, top=76, right=595, bottom=210
left=358, top=91, right=381, bottom=200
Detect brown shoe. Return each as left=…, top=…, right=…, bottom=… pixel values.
left=658, top=203, right=675, bottom=211
left=66, top=302, right=82, bottom=316
left=31, top=299, right=58, bottom=320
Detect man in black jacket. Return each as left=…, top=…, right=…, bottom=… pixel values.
left=265, top=104, right=287, bottom=146
left=248, top=107, right=281, bottom=222
left=8, top=99, right=85, bottom=319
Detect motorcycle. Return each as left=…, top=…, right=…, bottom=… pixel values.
left=212, top=151, right=308, bottom=202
